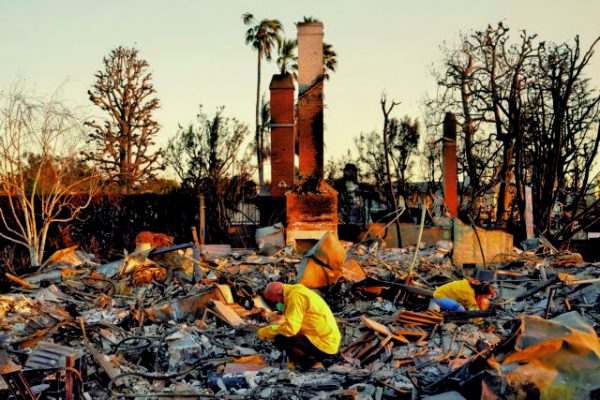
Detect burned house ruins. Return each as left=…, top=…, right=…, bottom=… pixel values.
left=1, top=19, right=599, bottom=400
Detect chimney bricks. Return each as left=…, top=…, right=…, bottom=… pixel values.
left=269, top=73, right=295, bottom=197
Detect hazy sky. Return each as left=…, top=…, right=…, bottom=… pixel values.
left=1, top=0, right=599, bottom=177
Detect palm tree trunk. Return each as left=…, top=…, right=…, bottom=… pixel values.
left=256, top=51, right=264, bottom=189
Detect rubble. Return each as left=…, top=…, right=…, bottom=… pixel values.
left=1, top=232, right=599, bottom=399
left=297, top=231, right=366, bottom=289
left=255, top=223, right=285, bottom=256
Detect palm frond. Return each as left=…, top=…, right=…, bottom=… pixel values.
left=242, top=13, right=255, bottom=25
left=323, top=42, right=338, bottom=80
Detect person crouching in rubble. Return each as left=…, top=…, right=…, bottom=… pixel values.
left=430, top=279, right=495, bottom=312
left=257, top=282, right=341, bottom=370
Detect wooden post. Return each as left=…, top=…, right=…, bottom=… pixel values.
left=199, top=195, right=206, bottom=245
left=524, top=185, right=534, bottom=238
left=191, top=227, right=202, bottom=283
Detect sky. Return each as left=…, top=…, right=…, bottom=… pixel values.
left=1, top=0, right=599, bottom=179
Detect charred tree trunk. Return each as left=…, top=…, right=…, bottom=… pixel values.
left=381, top=95, right=402, bottom=247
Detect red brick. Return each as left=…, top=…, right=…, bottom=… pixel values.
left=298, top=83, right=324, bottom=178
left=269, top=74, right=295, bottom=197
left=443, top=112, right=458, bottom=217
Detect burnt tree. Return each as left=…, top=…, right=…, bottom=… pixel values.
left=521, top=36, right=600, bottom=242
left=166, top=106, right=254, bottom=242
left=428, top=23, right=600, bottom=242
left=85, top=46, right=164, bottom=192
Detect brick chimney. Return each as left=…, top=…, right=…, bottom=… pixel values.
left=285, top=21, right=338, bottom=249
left=297, top=21, right=324, bottom=179
left=269, top=73, right=296, bottom=197
left=443, top=112, right=458, bottom=217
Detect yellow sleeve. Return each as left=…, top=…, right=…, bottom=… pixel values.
left=435, top=280, right=478, bottom=310
left=270, top=293, right=306, bottom=337
left=459, top=282, right=478, bottom=310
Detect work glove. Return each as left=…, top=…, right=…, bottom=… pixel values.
left=257, top=326, right=277, bottom=341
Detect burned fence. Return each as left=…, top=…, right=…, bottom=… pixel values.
left=0, top=193, right=257, bottom=270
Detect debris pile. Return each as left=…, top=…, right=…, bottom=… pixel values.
left=1, top=231, right=599, bottom=399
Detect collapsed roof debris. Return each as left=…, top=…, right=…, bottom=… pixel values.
left=1, top=230, right=599, bottom=399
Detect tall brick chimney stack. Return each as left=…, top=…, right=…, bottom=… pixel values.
left=297, top=21, right=324, bottom=179
left=285, top=21, right=338, bottom=248
left=443, top=112, right=458, bottom=217
left=269, top=73, right=295, bottom=197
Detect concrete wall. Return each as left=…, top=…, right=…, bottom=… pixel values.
left=452, top=219, right=513, bottom=266
left=361, top=223, right=452, bottom=248
left=358, top=219, right=514, bottom=267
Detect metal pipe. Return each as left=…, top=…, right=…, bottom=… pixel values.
left=564, top=277, right=600, bottom=286
left=65, top=355, right=74, bottom=400
left=545, top=287, right=556, bottom=319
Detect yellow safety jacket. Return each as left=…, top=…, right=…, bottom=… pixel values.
left=433, top=279, right=478, bottom=310
left=258, top=284, right=341, bottom=354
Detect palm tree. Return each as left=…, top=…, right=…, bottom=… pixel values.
left=323, top=42, right=337, bottom=80
left=277, top=39, right=298, bottom=75
left=260, top=95, right=271, bottom=168
left=242, top=12, right=283, bottom=190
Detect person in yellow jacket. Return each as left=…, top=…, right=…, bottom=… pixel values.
left=432, top=279, right=495, bottom=312
left=257, top=282, right=341, bottom=369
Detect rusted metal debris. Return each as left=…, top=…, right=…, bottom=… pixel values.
left=0, top=231, right=599, bottom=399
